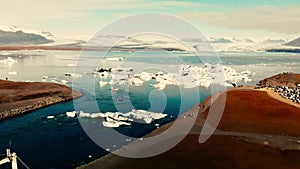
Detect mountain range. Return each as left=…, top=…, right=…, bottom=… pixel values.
left=0, top=30, right=53, bottom=45
left=0, top=25, right=299, bottom=52
left=285, top=37, right=300, bottom=47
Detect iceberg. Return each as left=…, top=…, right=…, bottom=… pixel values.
left=94, top=64, right=252, bottom=90
left=75, top=109, right=167, bottom=127
left=8, top=71, right=17, bottom=75
left=78, top=111, right=105, bottom=118
left=0, top=57, right=17, bottom=65
left=129, top=77, right=144, bottom=86
left=47, top=115, right=55, bottom=119
left=99, top=81, right=108, bottom=87
left=66, top=111, right=76, bottom=118
left=123, top=109, right=167, bottom=124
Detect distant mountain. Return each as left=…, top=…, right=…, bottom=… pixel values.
left=232, top=37, right=255, bottom=43
left=181, top=38, right=204, bottom=43
left=264, top=39, right=286, bottom=44
left=0, top=30, right=53, bottom=45
left=210, top=38, right=232, bottom=43
left=285, top=37, right=300, bottom=47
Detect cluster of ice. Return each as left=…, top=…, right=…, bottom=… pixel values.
left=8, top=71, right=17, bottom=75
left=123, top=109, right=167, bottom=124
left=77, top=111, right=105, bottom=118
left=66, top=109, right=167, bottom=127
left=41, top=76, right=68, bottom=85
left=102, top=112, right=132, bottom=128
left=66, top=111, right=77, bottom=118
left=95, top=63, right=252, bottom=90
left=61, top=80, right=68, bottom=84
left=0, top=57, right=17, bottom=65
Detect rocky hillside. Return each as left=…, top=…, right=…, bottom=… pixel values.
left=258, top=72, right=300, bottom=88
left=0, top=30, right=53, bottom=45
left=0, top=80, right=82, bottom=120
left=285, top=37, right=300, bottom=47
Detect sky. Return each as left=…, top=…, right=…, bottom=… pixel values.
left=1, top=0, right=300, bottom=40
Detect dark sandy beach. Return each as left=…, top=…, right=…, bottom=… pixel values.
left=0, top=80, right=82, bottom=120
left=78, top=86, right=300, bottom=169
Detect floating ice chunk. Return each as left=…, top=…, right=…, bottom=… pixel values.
left=130, top=77, right=144, bottom=86
left=8, top=71, right=17, bottom=75
left=240, top=70, right=251, bottom=75
left=103, top=120, right=130, bottom=128
left=102, top=112, right=132, bottom=128
left=123, top=109, right=167, bottom=124
left=144, top=117, right=152, bottom=124
left=93, top=63, right=252, bottom=90
left=78, top=111, right=105, bottom=118
left=99, top=81, right=108, bottom=87
left=77, top=110, right=165, bottom=127
left=103, top=121, right=120, bottom=127
left=224, top=82, right=234, bottom=87
left=50, top=80, right=58, bottom=83
left=66, top=111, right=76, bottom=117
left=47, top=116, right=55, bottom=119
left=139, top=72, right=152, bottom=81
left=0, top=57, right=17, bottom=65
left=61, top=80, right=68, bottom=84
left=79, top=111, right=109, bottom=118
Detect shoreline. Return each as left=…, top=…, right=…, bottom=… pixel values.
left=77, top=86, right=300, bottom=169
left=0, top=80, right=83, bottom=120
left=0, top=46, right=185, bottom=52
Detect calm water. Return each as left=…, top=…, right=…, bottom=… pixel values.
left=0, top=50, right=299, bottom=168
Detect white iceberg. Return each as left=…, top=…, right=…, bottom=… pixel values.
left=8, top=71, right=17, bottom=75
left=66, top=111, right=76, bottom=118
left=99, top=81, right=108, bottom=87
left=0, top=57, right=17, bottom=65
left=123, top=109, right=167, bottom=124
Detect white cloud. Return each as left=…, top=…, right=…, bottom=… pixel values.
left=182, top=6, right=300, bottom=34
left=0, top=0, right=211, bottom=21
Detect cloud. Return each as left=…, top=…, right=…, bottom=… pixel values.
left=0, top=0, right=212, bottom=21
left=182, top=6, right=300, bottom=34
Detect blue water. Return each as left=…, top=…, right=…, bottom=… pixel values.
left=0, top=50, right=299, bottom=168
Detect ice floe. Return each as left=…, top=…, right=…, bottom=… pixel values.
left=0, top=57, right=17, bottom=65
left=94, top=63, right=253, bottom=90
left=61, top=80, right=68, bottom=84
left=123, top=109, right=168, bottom=124
left=66, top=111, right=76, bottom=118
left=8, top=71, right=17, bottom=75
left=47, top=116, right=55, bottom=119
left=67, top=109, right=167, bottom=128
